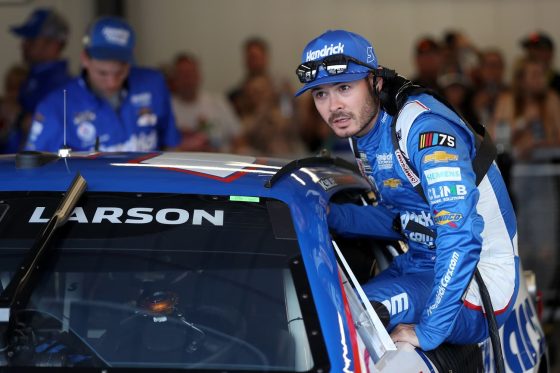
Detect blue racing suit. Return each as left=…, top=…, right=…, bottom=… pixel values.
left=25, top=67, right=180, bottom=152
left=328, top=93, right=519, bottom=351
left=2, top=60, right=70, bottom=153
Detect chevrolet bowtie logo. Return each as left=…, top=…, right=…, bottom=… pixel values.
left=383, top=178, right=402, bottom=188
left=423, top=151, right=458, bottom=163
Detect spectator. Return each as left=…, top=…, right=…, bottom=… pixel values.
left=0, top=65, right=27, bottom=153
left=411, top=37, right=444, bottom=93
left=438, top=72, right=478, bottom=126
left=520, top=31, right=560, bottom=96
left=441, top=30, right=479, bottom=78
left=492, top=57, right=560, bottom=162
left=6, top=8, right=71, bottom=153
left=171, top=53, right=241, bottom=152
left=472, top=49, right=508, bottom=125
left=234, top=75, right=304, bottom=157
left=25, top=16, right=180, bottom=153
left=228, top=37, right=295, bottom=120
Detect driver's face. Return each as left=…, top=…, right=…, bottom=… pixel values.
left=311, top=78, right=379, bottom=138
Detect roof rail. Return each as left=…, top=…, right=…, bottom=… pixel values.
left=264, top=155, right=358, bottom=188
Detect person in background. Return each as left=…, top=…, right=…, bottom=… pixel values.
left=411, top=37, right=444, bottom=93
left=0, top=65, right=27, bottom=153
left=25, top=16, right=179, bottom=153
left=520, top=31, right=560, bottom=96
left=491, top=57, right=560, bottom=162
left=472, top=49, right=508, bottom=125
left=5, top=8, right=71, bottom=153
left=228, top=37, right=295, bottom=122
left=233, top=75, right=305, bottom=157
left=171, top=53, right=241, bottom=152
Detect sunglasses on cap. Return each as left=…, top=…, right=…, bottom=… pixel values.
left=296, top=54, right=376, bottom=83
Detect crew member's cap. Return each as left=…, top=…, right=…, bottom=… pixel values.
left=521, top=32, right=554, bottom=50
left=296, top=29, right=378, bottom=96
left=83, top=16, right=135, bottom=63
left=10, top=8, right=69, bottom=42
left=415, top=37, right=440, bottom=55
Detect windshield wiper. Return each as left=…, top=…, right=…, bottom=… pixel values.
left=0, top=173, right=87, bottom=347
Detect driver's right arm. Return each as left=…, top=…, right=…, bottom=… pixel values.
left=328, top=203, right=403, bottom=240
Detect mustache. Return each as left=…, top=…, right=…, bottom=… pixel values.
left=328, top=111, right=354, bottom=125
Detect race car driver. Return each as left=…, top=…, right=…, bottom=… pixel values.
left=25, top=16, right=179, bottom=152
left=295, top=29, right=518, bottom=351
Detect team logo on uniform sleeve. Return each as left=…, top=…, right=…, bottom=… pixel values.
left=433, top=209, right=463, bottom=227
left=423, top=151, right=459, bottom=164
left=418, top=132, right=456, bottom=150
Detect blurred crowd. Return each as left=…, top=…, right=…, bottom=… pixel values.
left=2, top=9, right=560, bottom=176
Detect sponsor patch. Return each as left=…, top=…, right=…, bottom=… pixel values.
left=395, top=149, right=421, bottom=186
left=433, top=209, right=463, bottom=227
left=76, top=122, right=97, bottom=143
left=305, top=42, right=344, bottom=61
left=427, top=184, right=467, bottom=203
left=73, top=110, right=96, bottom=125
left=423, top=151, right=458, bottom=164
left=424, top=167, right=461, bottom=185
left=376, top=153, right=393, bottom=170
left=418, top=132, right=456, bottom=150
left=383, top=178, right=402, bottom=189
left=318, top=177, right=337, bottom=191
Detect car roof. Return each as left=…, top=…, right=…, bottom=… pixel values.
left=0, top=152, right=369, bottom=203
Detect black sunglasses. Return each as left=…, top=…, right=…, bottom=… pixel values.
left=295, top=54, right=376, bottom=83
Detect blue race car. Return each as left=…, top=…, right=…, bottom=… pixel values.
left=0, top=151, right=548, bottom=372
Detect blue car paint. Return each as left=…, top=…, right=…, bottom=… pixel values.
left=0, top=151, right=372, bottom=371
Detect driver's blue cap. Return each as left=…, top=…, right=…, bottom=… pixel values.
left=295, top=30, right=378, bottom=96
left=83, top=16, right=135, bottom=63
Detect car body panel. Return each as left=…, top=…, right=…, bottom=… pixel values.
left=0, top=151, right=548, bottom=372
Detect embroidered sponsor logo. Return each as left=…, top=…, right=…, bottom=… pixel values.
left=376, top=152, right=393, bottom=170
left=423, top=151, right=458, bottom=164
left=318, top=177, right=337, bottom=191
left=305, top=42, right=344, bottom=61
left=73, top=111, right=96, bottom=125
left=428, top=184, right=467, bottom=203
left=102, top=26, right=131, bottom=46
left=131, top=92, right=152, bottom=106
left=381, top=292, right=409, bottom=316
left=395, top=149, right=420, bottom=186
left=428, top=251, right=460, bottom=315
left=383, top=178, right=402, bottom=189
left=433, top=209, right=463, bottom=227
left=418, top=132, right=456, bottom=150
left=400, top=210, right=435, bottom=246
left=76, top=122, right=97, bottom=143
left=424, top=167, right=461, bottom=185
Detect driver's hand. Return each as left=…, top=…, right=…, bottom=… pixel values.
left=390, top=323, right=420, bottom=347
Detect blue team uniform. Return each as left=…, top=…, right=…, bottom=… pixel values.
left=1, top=60, right=70, bottom=153
left=328, top=93, right=519, bottom=351
left=25, top=67, right=180, bottom=152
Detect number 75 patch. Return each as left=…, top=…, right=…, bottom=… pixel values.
left=418, top=132, right=456, bottom=150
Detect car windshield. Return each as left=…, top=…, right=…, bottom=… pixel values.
left=0, top=192, right=319, bottom=372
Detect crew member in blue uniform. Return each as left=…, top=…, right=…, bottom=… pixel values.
left=3, top=8, right=71, bottom=153
left=25, top=16, right=179, bottom=152
left=295, top=30, right=518, bottom=351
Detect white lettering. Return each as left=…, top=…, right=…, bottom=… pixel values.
left=381, top=292, right=409, bottom=316
left=428, top=251, right=460, bottom=315
left=125, top=207, right=154, bottom=224
left=68, top=207, right=88, bottom=223
left=192, top=209, right=223, bottom=226
left=305, top=43, right=345, bottom=61
left=29, top=207, right=49, bottom=223
left=155, top=209, right=189, bottom=225
left=92, top=208, right=123, bottom=223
